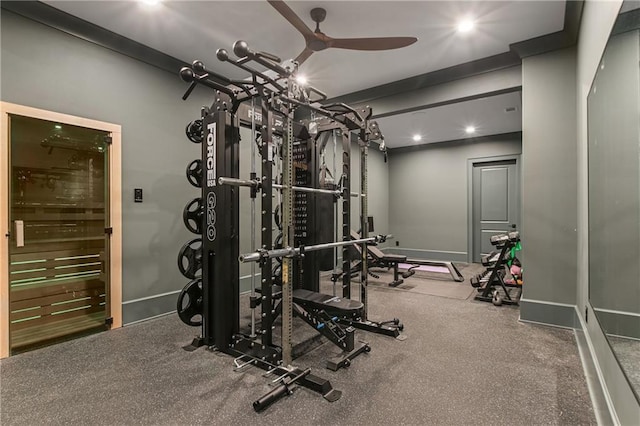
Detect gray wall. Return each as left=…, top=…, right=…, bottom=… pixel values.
left=1, top=11, right=389, bottom=320
left=520, top=46, right=578, bottom=312
left=1, top=10, right=215, bottom=323
left=577, top=0, right=640, bottom=423
left=387, top=134, right=522, bottom=261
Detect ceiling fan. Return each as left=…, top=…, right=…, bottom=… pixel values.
left=267, top=0, right=418, bottom=65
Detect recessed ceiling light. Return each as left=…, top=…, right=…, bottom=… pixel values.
left=412, top=134, right=422, bottom=142
left=465, top=126, right=476, bottom=134
left=295, top=75, right=307, bottom=86
left=141, top=0, right=161, bottom=6
left=457, top=19, right=475, bottom=33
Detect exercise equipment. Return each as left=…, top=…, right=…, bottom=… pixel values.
left=182, top=197, right=203, bottom=234
left=186, top=159, right=202, bottom=188
left=177, top=278, right=203, bottom=326
left=185, top=119, right=203, bottom=143
left=177, top=238, right=202, bottom=279
left=176, top=38, right=404, bottom=411
left=470, top=231, right=522, bottom=306
left=349, top=230, right=464, bottom=286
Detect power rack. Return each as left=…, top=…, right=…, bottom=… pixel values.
left=175, top=40, right=403, bottom=411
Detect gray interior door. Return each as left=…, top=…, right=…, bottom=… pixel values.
left=472, top=160, right=519, bottom=262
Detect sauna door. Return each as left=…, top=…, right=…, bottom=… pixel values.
left=7, top=114, right=111, bottom=353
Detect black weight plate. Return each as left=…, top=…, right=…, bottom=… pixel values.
left=186, top=159, right=202, bottom=188
left=274, top=204, right=282, bottom=230
left=272, top=263, right=282, bottom=286
left=183, top=197, right=203, bottom=234
left=185, top=119, right=203, bottom=143
left=177, top=278, right=203, bottom=326
left=177, top=238, right=202, bottom=279
left=274, top=233, right=283, bottom=265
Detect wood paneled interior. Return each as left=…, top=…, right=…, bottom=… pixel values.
left=1, top=102, right=122, bottom=358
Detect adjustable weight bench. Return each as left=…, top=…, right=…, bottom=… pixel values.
left=256, top=286, right=370, bottom=370
left=350, top=230, right=464, bottom=286
left=350, top=230, right=409, bottom=286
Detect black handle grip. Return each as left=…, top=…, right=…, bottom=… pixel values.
left=253, top=383, right=290, bottom=412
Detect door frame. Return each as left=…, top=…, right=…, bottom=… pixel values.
left=467, top=154, right=521, bottom=263
left=0, top=102, right=122, bottom=358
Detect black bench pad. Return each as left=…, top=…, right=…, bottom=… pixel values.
left=293, top=289, right=363, bottom=316
left=380, top=254, right=406, bottom=263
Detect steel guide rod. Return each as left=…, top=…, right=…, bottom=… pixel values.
left=250, top=98, right=257, bottom=338
left=360, top=136, right=369, bottom=318
left=332, top=129, right=338, bottom=296
left=341, top=129, right=351, bottom=299
left=239, top=235, right=389, bottom=263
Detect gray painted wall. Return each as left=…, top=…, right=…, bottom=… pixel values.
left=577, top=0, right=640, bottom=423
left=1, top=11, right=389, bottom=321
left=1, top=11, right=215, bottom=323
left=520, top=47, right=578, bottom=307
left=387, top=134, right=521, bottom=261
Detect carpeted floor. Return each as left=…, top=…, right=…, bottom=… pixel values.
left=607, top=335, right=640, bottom=396
left=0, top=264, right=596, bottom=425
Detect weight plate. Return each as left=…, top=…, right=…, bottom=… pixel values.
left=183, top=197, right=203, bottom=234
left=177, top=278, right=203, bottom=326
left=186, top=159, right=202, bottom=188
left=274, top=233, right=283, bottom=265
left=185, top=119, right=203, bottom=143
left=272, top=263, right=282, bottom=286
left=274, top=204, right=282, bottom=230
left=177, top=238, right=202, bottom=279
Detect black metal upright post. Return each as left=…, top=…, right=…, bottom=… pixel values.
left=201, top=107, right=240, bottom=350
left=259, top=97, right=274, bottom=347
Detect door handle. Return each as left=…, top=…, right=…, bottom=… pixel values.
left=15, top=220, right=24, bottom=247
left=511, top=224, right=517, bottom=229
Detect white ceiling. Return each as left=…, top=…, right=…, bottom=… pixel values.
left=43, top=0, right=565, bottom=98
left=40, top=1, right=560, bottom=146
left=377, top=91, right=522, bottom=148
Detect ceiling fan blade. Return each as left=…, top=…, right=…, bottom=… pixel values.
left=294, top=48, right=314, bottom=65
left=267, top=0, right=315, bottom=39
left=329, top=37, right=417, bottom=51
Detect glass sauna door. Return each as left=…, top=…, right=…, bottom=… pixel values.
left=8, top=114, right=110, bottom=353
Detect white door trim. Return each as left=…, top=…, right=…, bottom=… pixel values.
left=0, top=102, right=122, bottom=358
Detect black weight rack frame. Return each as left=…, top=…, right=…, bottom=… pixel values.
left=470, top=231, right=522, bottom=306
left=174, top=40, right=403, bottom=412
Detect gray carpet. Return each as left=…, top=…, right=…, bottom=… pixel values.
left=607, top=335, right=640, bottom=396
left=1, top=275, right=595, bottom=425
